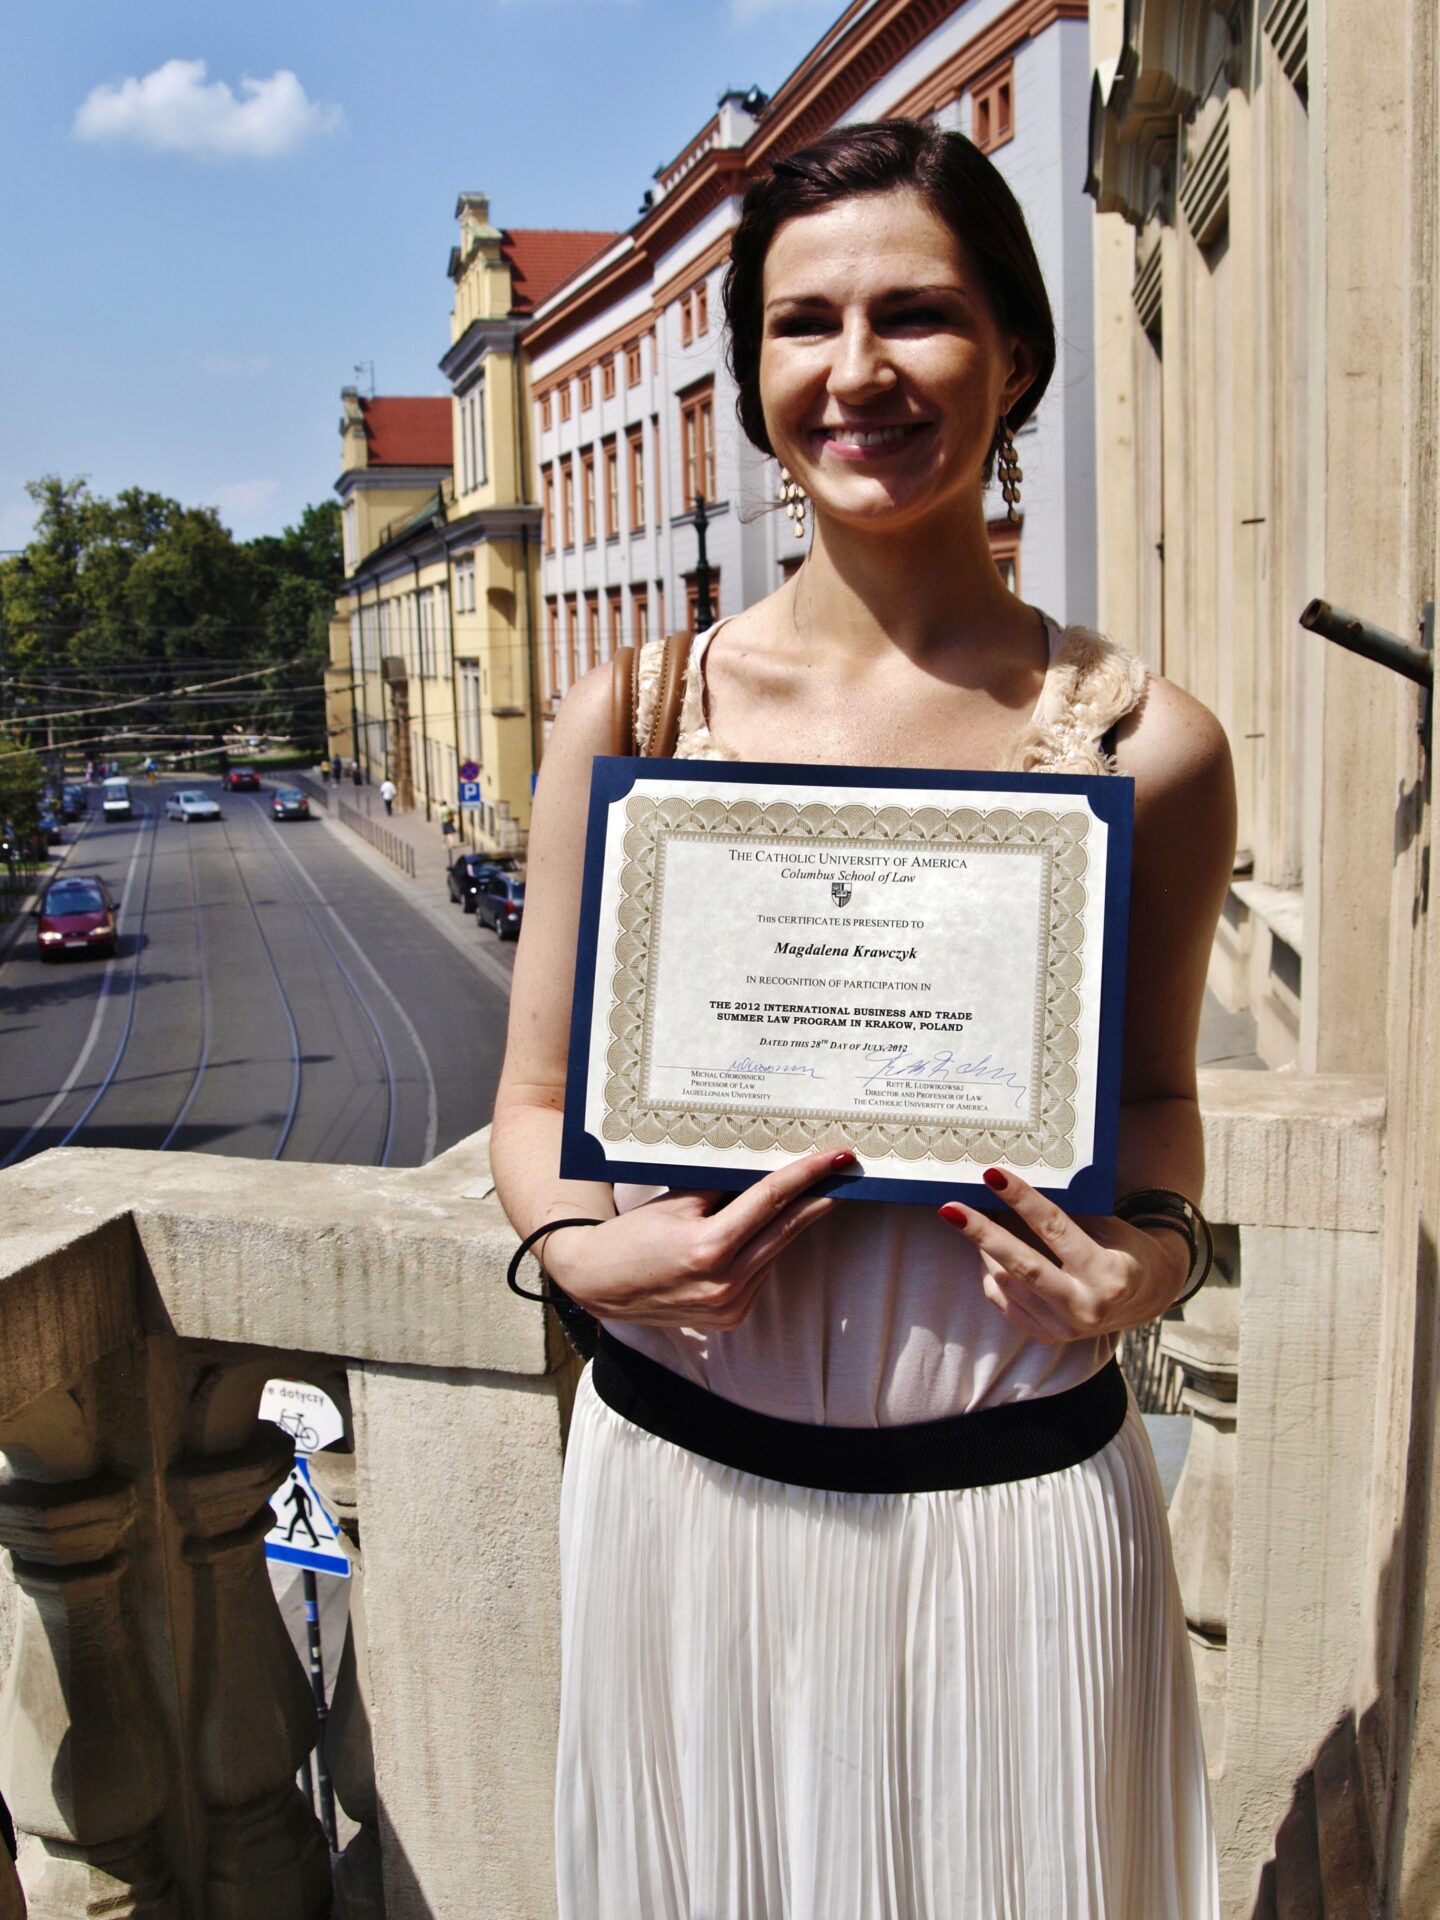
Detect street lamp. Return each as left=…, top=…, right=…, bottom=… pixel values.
left=693, top=494, right=714, bottom=632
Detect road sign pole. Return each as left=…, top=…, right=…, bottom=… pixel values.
left=303, top=1569, right=338, bottom=1850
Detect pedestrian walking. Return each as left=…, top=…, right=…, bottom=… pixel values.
left=440, top=805, right=457, bottom=854
left=380, top=776, right=397, bottom=816
left=319, top=756, right=331, bottom=782
left=351, top=760, right=362, bottom=787
left=493, top=119, right=1231, bottom=1920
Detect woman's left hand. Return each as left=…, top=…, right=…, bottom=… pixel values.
left=938, top=1167, right=1191, bottom=1344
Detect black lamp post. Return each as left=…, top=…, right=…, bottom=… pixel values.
left=693, top=494, right=714, bottom=631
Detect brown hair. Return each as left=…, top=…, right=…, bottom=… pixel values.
left=722, top=118, right=1056, bottom=463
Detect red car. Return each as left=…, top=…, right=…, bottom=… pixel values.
left=33, top=875, right=118, bottom=961
left=225, top=766, right=261, bottom=791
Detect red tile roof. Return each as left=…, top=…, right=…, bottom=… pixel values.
left=360, top=396, right=452, bottom=468
left=501, top=230, right=621, bottom=314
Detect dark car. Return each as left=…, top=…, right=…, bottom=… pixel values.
left=475, top=871, right=525, bottom=940
left=446, top=852, right=519, bottom=912
left=37, top=804, right=63, bottom=846
left=61, top=784, right=88, bottom=821
left=270, top=787, right=310, bottom=821
left=34, top=875, right=118, bottom=961
left=225, top=766, right=261, bottom=791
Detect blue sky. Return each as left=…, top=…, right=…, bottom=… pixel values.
left=1, top=0, right=841, bottom=550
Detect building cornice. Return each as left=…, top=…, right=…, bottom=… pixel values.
left=440, top=316, right=525, bottom=386
left=336, top=467, right=451, bottom=500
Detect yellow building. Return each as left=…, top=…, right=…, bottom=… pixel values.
left=326, top=194, right=613, bottom=852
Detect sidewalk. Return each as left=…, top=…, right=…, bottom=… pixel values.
left=300, top=770, right=517, bottom=1000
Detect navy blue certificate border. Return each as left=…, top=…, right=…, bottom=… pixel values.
left=562, top=756, right=1133, bottom=1213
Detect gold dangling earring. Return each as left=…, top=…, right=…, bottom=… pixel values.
left=996, top=422, right=1022, bottom=526
left=778, top=465, right=808, bottom=541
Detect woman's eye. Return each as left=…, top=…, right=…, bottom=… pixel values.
left=772, top=317, right=835, bottom=337
left=887, top=306, right=946, bottom=327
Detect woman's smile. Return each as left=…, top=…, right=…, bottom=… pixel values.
left=812, top=420, right=934, bottom=460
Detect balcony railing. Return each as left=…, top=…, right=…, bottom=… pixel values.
left=0, top=1072, right=1388, bottom=1917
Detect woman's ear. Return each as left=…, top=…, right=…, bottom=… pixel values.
left=1001, top=336, right=1040, bottom=421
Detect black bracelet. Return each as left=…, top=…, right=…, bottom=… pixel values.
left=1115, top=1187, right=1214, bottom=1309
left=505, top=1217, right=602, bottom=1302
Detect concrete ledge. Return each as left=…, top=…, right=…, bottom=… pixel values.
left=1198, top=1069, right=1385, bottom=1232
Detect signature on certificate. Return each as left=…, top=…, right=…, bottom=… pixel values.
left=861, top=1047, right=1028, bottom=1112
left=724, top=1056, right=824, bottom=1079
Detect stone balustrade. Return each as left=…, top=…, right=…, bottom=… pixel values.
left=0, top=1071, right=1388, bottom=1918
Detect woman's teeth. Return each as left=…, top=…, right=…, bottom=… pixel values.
left=822, top=425, right=921, bottom=447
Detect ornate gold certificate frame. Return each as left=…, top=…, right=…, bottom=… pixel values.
left=600, top=792, right=1091, bottom=1170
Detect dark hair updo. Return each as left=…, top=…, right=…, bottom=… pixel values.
left=722, top=118, right=1056, bottom=462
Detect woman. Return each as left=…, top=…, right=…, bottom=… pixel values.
left=493, top=119, right=1233, bottom=1919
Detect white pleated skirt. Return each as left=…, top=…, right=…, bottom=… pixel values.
left=557, top=1367, right=1217, bottom=1920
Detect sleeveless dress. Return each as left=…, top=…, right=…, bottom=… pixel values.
left=556, top=618, right=1218, bottom=1920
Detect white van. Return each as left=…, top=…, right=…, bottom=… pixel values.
left=101, top=778, right=132, bottom=821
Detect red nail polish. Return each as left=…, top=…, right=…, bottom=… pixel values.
left=941, top=1204, right=969, bottom=1228
left=983, top=1168, right=1008, bottom=1192
left=832, top=1150, right=855, bottom=1166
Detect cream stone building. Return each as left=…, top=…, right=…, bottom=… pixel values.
left=327, top=200, right=613, bottom=853
left=1088, top=0, right=1439, bottom=1909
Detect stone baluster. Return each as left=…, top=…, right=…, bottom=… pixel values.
left=167, top=1360, right=330, bottom=1920
left=0, top=1383, right=178, bottom=1919
left=1160, top=1226, right=1241, bottom=1775
left=0, top=1843, right=23, bottom=1920
left=306, top=1446, right=382, bottom=1920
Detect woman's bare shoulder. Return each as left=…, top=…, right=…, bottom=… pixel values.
left=1118, top=671, right=1228, bottom=781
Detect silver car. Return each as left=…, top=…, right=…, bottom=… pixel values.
left=165, top=790, right=223, bottom=823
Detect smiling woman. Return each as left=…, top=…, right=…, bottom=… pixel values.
left=492, top=117, right=1233, bottom=1920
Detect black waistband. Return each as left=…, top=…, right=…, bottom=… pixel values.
left=591, top=1331, right=1129, bottom=1496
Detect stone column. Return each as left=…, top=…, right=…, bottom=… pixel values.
left=0, top=1387, right=178, bottom=1920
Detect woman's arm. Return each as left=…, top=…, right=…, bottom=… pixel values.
left=490, top=666, right=849, bottom=1329
left=939, top=674, right=1236, bottom=1338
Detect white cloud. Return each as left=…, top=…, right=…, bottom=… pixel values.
left=208, top=479, right=279, bottom=527
left=200, top=352, right=272, bottom=379
left=74, top=59, right=343, bottom=162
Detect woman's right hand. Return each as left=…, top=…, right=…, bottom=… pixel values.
left=539, top=1148, right=855, bottom=1330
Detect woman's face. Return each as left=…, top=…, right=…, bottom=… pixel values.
left=758, top=187, right=1034, bottom=534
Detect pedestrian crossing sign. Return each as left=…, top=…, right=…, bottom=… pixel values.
left=264, top=1457, right=351, bottom=1579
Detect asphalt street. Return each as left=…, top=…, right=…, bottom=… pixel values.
left=0, top=778, right=511, bottom=1171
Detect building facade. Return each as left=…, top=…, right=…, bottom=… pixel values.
left=526, top=0, right=1094, bottom=725
left=1088, top=0, right=1440, bottom=1910
left=327, top=202, right=614, bottom=852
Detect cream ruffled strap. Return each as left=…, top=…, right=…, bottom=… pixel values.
left=1007, top=625, right=1147, bottom=776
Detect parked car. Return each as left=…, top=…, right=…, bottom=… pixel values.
left=225, top=766, right=261, bottom=792
left=101, top=778, right=132, bottom=821
left=33, top=875, right=118, bottom=961
left=446, top=852, right=519, bottom=912
left=165, top=790, right=222, bottom=823
left=37, top=804, right=63, bottom=846
left=475, top=871, right=525, bottom=940
left=270, top=787, right=310, bottom=822
left=61, top=784, right=88, bottom=821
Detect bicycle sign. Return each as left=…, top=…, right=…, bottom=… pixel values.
left=260, top=1379, right=344, bottom=1455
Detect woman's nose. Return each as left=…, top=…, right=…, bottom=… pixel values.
left=827, top=320, right=897, bottom=402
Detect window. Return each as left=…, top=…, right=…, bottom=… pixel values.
left=657, top=580, right=666, bottom=639
left=601, top=358, right=616, bottom=400
left=540, top=393, right=552, bottom=431
left=581, top=449, right=596, bottom=543
left=342, top=499, right=358, bottom=572
left=584, top=591, right=600, bottom=671
left=603, top=439, right=619, bottom=538
left=685, top=570, right=721, bottom=634
left=562, top=462, right=575, bottom=547
left=457, top=379, right=486, bottom=493
left=459, top=659, right=482, bottom=769
left=987, top=519, right=1021, bottom=592
left=625, top=341, right=643, bottom=387
left=454, top=554, right=476, bottom=614
left=542, top=467, right=555, bottom=553
left=580, top=369, right=593, bottom=410
left=971, top=63, right=1014, bottom=154
left=607, top=587, right=623, bottom=654
left=565, top=597, right=579, bottom=688
left=680, top=384, right=716, bottom=508
left=680, top=294, right=694, bottom=348
left=627, top=425, right=646, bottom=530
left=545, top=598, right=559, bottom=703
left=631, top=584, right=649, bottom=646
left=695, top=279, right=709, bottom=336
left=559, top=385, right=572, bottom=423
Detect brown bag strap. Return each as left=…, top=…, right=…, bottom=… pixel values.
left=608, top=630, right=695, bottom=758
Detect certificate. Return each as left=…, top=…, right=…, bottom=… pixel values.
left=562, top=758, right=1132, bottom=1211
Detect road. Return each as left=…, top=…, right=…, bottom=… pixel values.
left=0, top=779, right=510, bottom=1170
